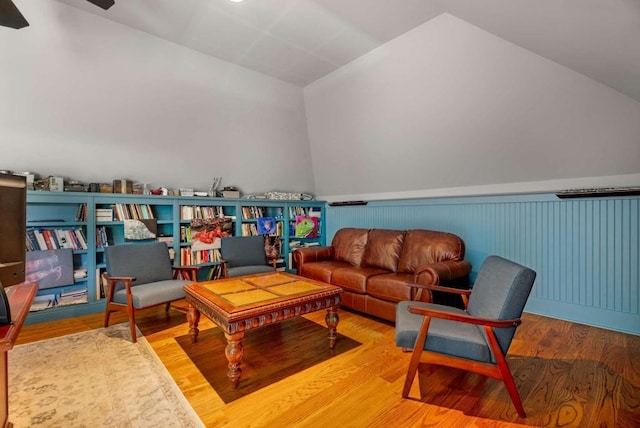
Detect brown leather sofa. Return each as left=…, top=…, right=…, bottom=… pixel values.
left=292, top=227, right=471, bottom=322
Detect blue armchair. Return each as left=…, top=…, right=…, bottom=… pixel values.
left=395, top=255, right=536, bottom=418
left=220, top=235, right=276, bottom=278
left=104, top=242, right=200, bottom=342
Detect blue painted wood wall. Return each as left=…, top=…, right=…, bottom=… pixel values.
left=325, top=193, right=639, bottom=335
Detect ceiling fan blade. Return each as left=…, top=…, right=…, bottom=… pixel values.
left=86, top=0, right=115, bottom=10
left=0, top=0, right=29, bottom=29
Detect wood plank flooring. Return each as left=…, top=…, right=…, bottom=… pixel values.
left=15, top=302, right=640, bottom=427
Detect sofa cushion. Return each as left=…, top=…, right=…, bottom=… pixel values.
left=331, top=266, right=389, bottom=294
left=361, top=229, right=405, bottom=272
left=397, top=229, right=465, bottom=273
left=299, top=260, right=349, bottom=284
left=332, top=228, right=369, bottom=266
left=367, top=272, right=415, bottom=303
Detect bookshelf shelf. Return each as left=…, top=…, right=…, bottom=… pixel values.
left=24, top=191, right=325, bottom=324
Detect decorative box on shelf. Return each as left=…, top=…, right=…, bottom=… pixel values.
left=112, top=179, right=133, bottom=194
left=222, top=190, right=240, bottom=198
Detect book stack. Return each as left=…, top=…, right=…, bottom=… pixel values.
left=29, top=294, right=58, bottom=312
left=96, top=208, right=113, bottom=222
left=58, top=286, right=88, bottom=306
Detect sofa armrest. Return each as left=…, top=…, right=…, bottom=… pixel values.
left=292, top=246, right=335, bottom=268
left=414, top=260, right=472, bottom=285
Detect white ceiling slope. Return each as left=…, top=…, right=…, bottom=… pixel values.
left=54, top=0, right=640, bottom=102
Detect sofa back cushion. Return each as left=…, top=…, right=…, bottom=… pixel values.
left=361, top=229, right=405, bottom=272
left=397, top=229, right=465, bottom=273
left=332, top=228, right=369, bottom=266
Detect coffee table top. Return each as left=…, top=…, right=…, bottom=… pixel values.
left=184, top=272, right=342, bottom=322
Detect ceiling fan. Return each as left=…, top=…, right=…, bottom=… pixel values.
left=0, top=0, right=115, bottom=29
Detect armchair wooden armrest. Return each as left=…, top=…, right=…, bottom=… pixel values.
left=103, top=274, right=135, bottom=303
left=172, top=265, right=202, bottom=281
left=406, top=281, right=472, bottom=307
left=407, top=304, right=522, bottom=328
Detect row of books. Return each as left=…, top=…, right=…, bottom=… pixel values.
left=241, top=206, right=283, bottom=220
left=180, top=205, right=227, bottom=220
left=180, top=247, right=222, bottom=265
left=288, top=206, right=322, bottom=218
left=96, top=226, right=110, bottom=248
left=29, top=286, right=89, bottom=312
left=75, top=203, right=88, bottom=221
left=112, top=203, right=155, bottom=221
left=241, top=222, right=284, bottom=236
left=26, top=227, right=88, bottom=251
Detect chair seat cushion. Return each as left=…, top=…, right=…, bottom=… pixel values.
left=227, top=265, right=274, bottom=278
left=395, top=301, right=492, bottom=363
left=113, top=279, right=189, bottom=308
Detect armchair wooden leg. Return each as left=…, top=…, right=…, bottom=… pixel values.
left=128, top=306, right=137, bottom=343
left=402, top=316, right=432, bottom=398
left=165, top=302, right=171, bottom=313
left=486, top=327, right=526, bottom=418
left=496, top=352, right=526, bottom=418
left=104, top=307, right=112, bottom=328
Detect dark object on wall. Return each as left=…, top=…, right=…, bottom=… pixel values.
left=0, top=0, right=29, bottom=29
left=86, top=0, right=115, bottom=9
left=556, top=186, right=640, bottom=199
left=328, top=201, right=368, bottom=207
left=1, top=0, right=114, bottom=30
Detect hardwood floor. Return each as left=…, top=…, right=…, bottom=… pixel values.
left=16, top=303, right=640, bottom=427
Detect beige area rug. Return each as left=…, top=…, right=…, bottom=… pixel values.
left=8, top=323, right=204, bottom=428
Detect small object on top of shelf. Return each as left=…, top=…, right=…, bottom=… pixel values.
left=328, top=200, right=368, bottom=206
left=556, top=187, right=640, bottom=199
left=222, top=186, right=240, bottom=198
left=209, top=177, right=222, bottom=197
left=112, top=179, right=133, bottom=194
left=48, top=176, right=64, bottom=192
left=180, top=189, right=194, bottom=197
left=261, top=191, right=314, bottom=200
left=64, top=181, right=88, bottom=192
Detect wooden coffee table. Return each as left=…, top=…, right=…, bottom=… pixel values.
left=183, top=271, right=342, bottom=388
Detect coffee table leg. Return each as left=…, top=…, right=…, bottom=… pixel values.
left=325, top=306, right=340, bottom=349
left=187, top=304, right=201, bottom=343
left=224, top=332, right=244, bottom=388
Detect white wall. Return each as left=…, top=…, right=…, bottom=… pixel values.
left=0, top=0, right=315, bottom=195
left=304, top=13, right=640, bottom=202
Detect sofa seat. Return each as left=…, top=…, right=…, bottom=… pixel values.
left=293, top=227, right=471, bottom=323
left=367, top=272, right=416, bottom=303
left=331, top=266, right=389, bottom=294
left=299, top=260, right=348, bottom=283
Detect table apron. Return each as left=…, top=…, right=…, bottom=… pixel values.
left=185, top=293, right=341, bottom=335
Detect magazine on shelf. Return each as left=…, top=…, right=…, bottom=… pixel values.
left=190, top=218, right=233, bottom=251
left=294, top=215, right=318, bottom=238
left=256, top=216, right=277, bottom=235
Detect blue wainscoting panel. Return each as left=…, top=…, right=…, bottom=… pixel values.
left=326, top=194, right=639, bottom=335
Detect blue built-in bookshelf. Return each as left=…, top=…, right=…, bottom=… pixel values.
left=24, top=191, right=325, bottom=324
left=326, top=193, right=640, bottom=335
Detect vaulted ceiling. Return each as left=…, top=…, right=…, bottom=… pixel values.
left=53, top=0, right=640, bottom=102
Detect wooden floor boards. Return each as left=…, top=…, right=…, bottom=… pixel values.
left=15, top=302, right=640, bottom=427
